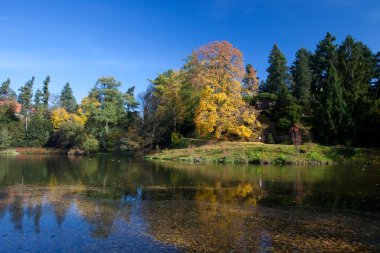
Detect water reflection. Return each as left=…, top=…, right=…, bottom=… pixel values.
left=0, top=156, right=379, bottom=252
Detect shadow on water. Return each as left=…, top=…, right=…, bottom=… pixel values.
left=0, top=155, right=379, bottom=252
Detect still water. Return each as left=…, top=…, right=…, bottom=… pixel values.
left=0, top=155, right=379, bottom=252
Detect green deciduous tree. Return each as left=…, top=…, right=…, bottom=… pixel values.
left=190, top=41, right=258, bottom=140
left=26, top=115, right=52, bottom=147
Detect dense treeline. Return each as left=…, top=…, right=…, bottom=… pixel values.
left=0, top=32, right=379, bottom=153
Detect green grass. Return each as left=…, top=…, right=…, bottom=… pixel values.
left=0, top=149, right=19, bottom=156
left=145, top=140, right=380, bottom=165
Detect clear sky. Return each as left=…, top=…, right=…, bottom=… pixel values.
left=0, top=0, right=379, bottom=101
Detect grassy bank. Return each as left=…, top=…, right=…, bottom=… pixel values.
left=145, top=140, right=380, bottom=165
left=0, top=147, right=67, bottom=155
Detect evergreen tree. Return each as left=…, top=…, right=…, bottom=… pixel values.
left=82, top=76, right=130, bottom=150
left=42, top=75, right=50, bottom=110
left=0, top=79, right=16, bottom=100
left=272, top=85, right=302, bottom=133
left=0, top=127, right=11, bottom=149
left=90, top=77, right=123, bottom=134
left=266, top=44, right=300, bottom=136
left=313, top=58, right=347, bottom=144
left=266, top=44, right=291, bottom=94
left=291, top=48, right=312, bottom=106
left=34, top=88, right=44, bottom=113
left=311, top=32, right=337, bottom=95
left=337, top=36, right=377, bottom=144
left=59, top=82, right=77, bottom=113
left=242, top=64, right=259, bottom=96
left=18, top=77, right=34, bottom=145
left=18, top=77, right=34, bottom=117
left=311, top=33, right=347, bottom=144
left=375, top=52, right=380, bottom=98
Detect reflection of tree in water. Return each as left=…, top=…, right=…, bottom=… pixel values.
left=46, top=187, right=73, bottom=226
left=9, top=195, right=23, bottom=230
left=194, top=181, right=264, bottom=205
left=76, top=188, right=133, bottom=238
left=140, top=182, right=266, bottom=252
left=141, top=200, right=262, bottom=252
left=0, top=190, right=10, bottom=220
left=0, top=185, right=134, bottom=239
left=4, top=186, right=45, bottom=232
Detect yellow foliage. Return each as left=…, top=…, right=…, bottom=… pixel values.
left=51, top=107, right=87, bottom=130
left=229, top=125, right=252, bottom=139
left=80, top=96, right=101, bottom=117
left=192, top=41, right=260, bottom=140
left=51, top=108, right=70, bottom=129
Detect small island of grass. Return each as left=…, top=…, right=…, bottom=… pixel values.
left=146, top=139, right=380, bottom=165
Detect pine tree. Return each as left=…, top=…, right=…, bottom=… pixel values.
left=375, top=52, right=380, bottom=98
left=42, top=75, right=50, bottom=110
left=34, top=88, right=44, bottom=114
left=18, top=77, right=34, bottom=144
left=266, top=44, right=291, bottom=94
left=242, top=64, right=259, bottom=96
left=337, top=36, right=377, bottom=144
left=311, top=33, right=345, bottom=144
left=0, top=78, right=16, bottom=100
left=59, top=82, right=77, bottom=113
left=311, top=32, right=337, bottom=95
left=313, top=58, right=347, bottom=144
left=291, top=48, right=312, bottom=106
left=0, top=127, right=11, bottom=149
left=18, top=77, right=34, bottom=118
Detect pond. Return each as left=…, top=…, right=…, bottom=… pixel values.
left=0, top=155, right=379, bottom=252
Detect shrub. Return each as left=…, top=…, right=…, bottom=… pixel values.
left=26, top=116, right=53, bottom=147
left=171, top=132, right=183, bottom=145
left=0, top=128, right=11, bottom=149
left=82, top=135, right=99, bottom=153
left=266, top=133, right=275, bottom=144
left=51, top=122, right=85, bottom=149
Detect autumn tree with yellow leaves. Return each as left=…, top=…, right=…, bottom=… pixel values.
left=189, top=41, right=260, bottom=140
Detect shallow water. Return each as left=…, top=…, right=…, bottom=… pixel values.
left=0, top=155, right=379, bottom=252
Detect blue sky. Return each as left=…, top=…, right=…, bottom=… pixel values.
left=0, top=0, right=379, bottom=101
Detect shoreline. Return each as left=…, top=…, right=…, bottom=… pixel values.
left=2, top=142, right=380, bottom=166
left=144, top=141, right=380, bottom=166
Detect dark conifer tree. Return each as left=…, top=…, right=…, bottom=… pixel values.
left=266, top=44, right=291, bottom=94
left=291, top=48, right=312, bottom=106
left=59, top=82, right=77, bottom=113
left=42, top=76, right=50, bottom=110
left=0, top=78, right=16, bottom=100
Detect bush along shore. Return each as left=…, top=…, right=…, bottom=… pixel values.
left=145, top=141, right=380, bottom=165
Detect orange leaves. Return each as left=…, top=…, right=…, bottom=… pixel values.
left=243, top=64, right=259, bottom=96
left=192, top=41, right=260, bottom=140
left=194, top=41, right=245, bottom=82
